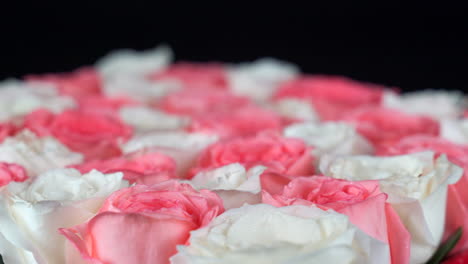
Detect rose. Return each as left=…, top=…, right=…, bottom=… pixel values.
left=187, top=106, right=283, bottom=138
left=273, top=75, right=385, bottom=120
left=122, top=131, right=219, bottom=177
left=0, top=130, right=83, bottom=177
left=283, top=121, right=374, bottom=158
left=119, top=106, right=189, bottom=133
left=190, top=132, right=314, bottom=178
left=190, top=163, right=266, bottom=209
left=339, top=107, right=440, bottom=148
left=26, top=68, right=101, bottom=100
left=0, top=162, right=28, bottom=187
left=0, top=80, right=75, bottom=122
left=270, top=98, right=319, bottom=122
left=227, top=58, right=299, bottom=101
left=150, top=63, right=228, bottom=91
left=262, top=175, right=410, bottom=264
left=77, top=95, right=137, bottom=117
left=24, top=109, right=132, bottom=161
left=226, top=58, right=299, bottom=102
left=0, top=122, right=17, bottom=143
left=96, top=45, right=172, bottom=79
left=60, top=180, right=224, bottom=264
left=383, top=90, right=464, bottom=120
left=320, top=151, right=463, bottom=263
left=71, top=151, right=177, bottom=185
left=159, top=90, right=251, bottom=116
left=0, top=168, right=128, bottom=264
left=378, top=136, right=468, bottom=254
left=101, top=74, right=181, bottom=103
left=440, top=118, right=468, bottom=144
left=170, top=204, right=389, bottom=264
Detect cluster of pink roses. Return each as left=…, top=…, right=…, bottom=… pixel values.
left=0, top=45, right=467, bottom=264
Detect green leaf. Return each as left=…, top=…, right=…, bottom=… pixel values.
left=426, top=227, right=463, bottom=264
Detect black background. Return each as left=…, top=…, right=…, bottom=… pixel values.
left=1, top=3, right=467, bottom=92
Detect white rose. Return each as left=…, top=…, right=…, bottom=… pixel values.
left=123, top=132, right=218, bottom=177
left=271, top=98, right=319, bottom=122
left=101, top=75, right=180, bottom=103
left=383, top=90, right=464, bottom=120
left=227, top=58, right=299, bottom=101
left=320, top=151, right=463, bottom=263
left=190, top=163, right=266, bottom=209
left=0, top=130, right=83, bottom=177
left=0, top=80, right=75, bottom=122
left=284, top=122, right=373, bottom=158
left=96, top=44, right=173, bottom=79
left=119, top=106, right=189, bottom=133
left=171, top=204, right=388, bottom=264
left=0, top=168, right=129, bottom=264
left=440, top=118, right=468, bottom=144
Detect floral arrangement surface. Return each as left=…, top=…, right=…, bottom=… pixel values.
left=1, top=45, right=468, bottom=264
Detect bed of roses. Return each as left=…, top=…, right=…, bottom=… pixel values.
left=0, top=45, right=467, bottom=264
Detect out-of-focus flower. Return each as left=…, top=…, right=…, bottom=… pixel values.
left=0, top=130, right=83, bottom=177
left=24, top=109, right=132, bottom=161
left=0, top=168, right=129, bottom=264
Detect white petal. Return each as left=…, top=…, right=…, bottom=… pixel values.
left=0, top=130, right=83, bottom=177
left=440, top=118, right=468, bottom=144
left=119, top=106, right=189, bottom=133
left=383, top=90, right=464, bottom=120
left=171, top=204, right=388, bottom=264
left=271, top=98, right=319, bottom=122
left=284, top=121, right=373, bottom=157
left=0, top=80, right=76, bottom=122
left=96, top=45, right=173, bottom=78
left=227, top=58, right=299, bottom=101
left=123, top=131, right=218, bottom=154
left=102, top=75, right=180, bottom=102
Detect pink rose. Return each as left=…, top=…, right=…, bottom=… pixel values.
left=274, top=75, right=385, bottom=120
left=0, top=162, right=28, bottom=186
left=0, top=122, right=17, bottom=143
left=77, top=95, right=137, bottom=117
left=60, top=180, right=224, bottom=264
left=378, top=136, right=468, bottom=254
left=24, top=109, right=132, bottom=161
left=261, top=174, right=410, bottom=264
left=159, top=90, right=251, bottom=116
left=340, top=107, right=439, bottom=147
left=26, top=68, right=101, bottom=99
left=190, top=132, right=314, bottom=178
left=187, top=106, right=283, bottom=138
left=150, top=63, right=227, bottom=90
left=70, top=152, right=177, bottom=185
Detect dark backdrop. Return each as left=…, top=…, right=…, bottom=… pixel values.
left=1, top=3, right=467, bottom=92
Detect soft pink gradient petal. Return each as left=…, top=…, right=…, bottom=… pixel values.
left=90, top=213, right=194, bottom=264
left=338, top=193, right=388, bottom=242
left=386, top=204, right=411, bottom=264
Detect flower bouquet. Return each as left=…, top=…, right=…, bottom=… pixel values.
left=0, top=45, right=467, bottom=264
